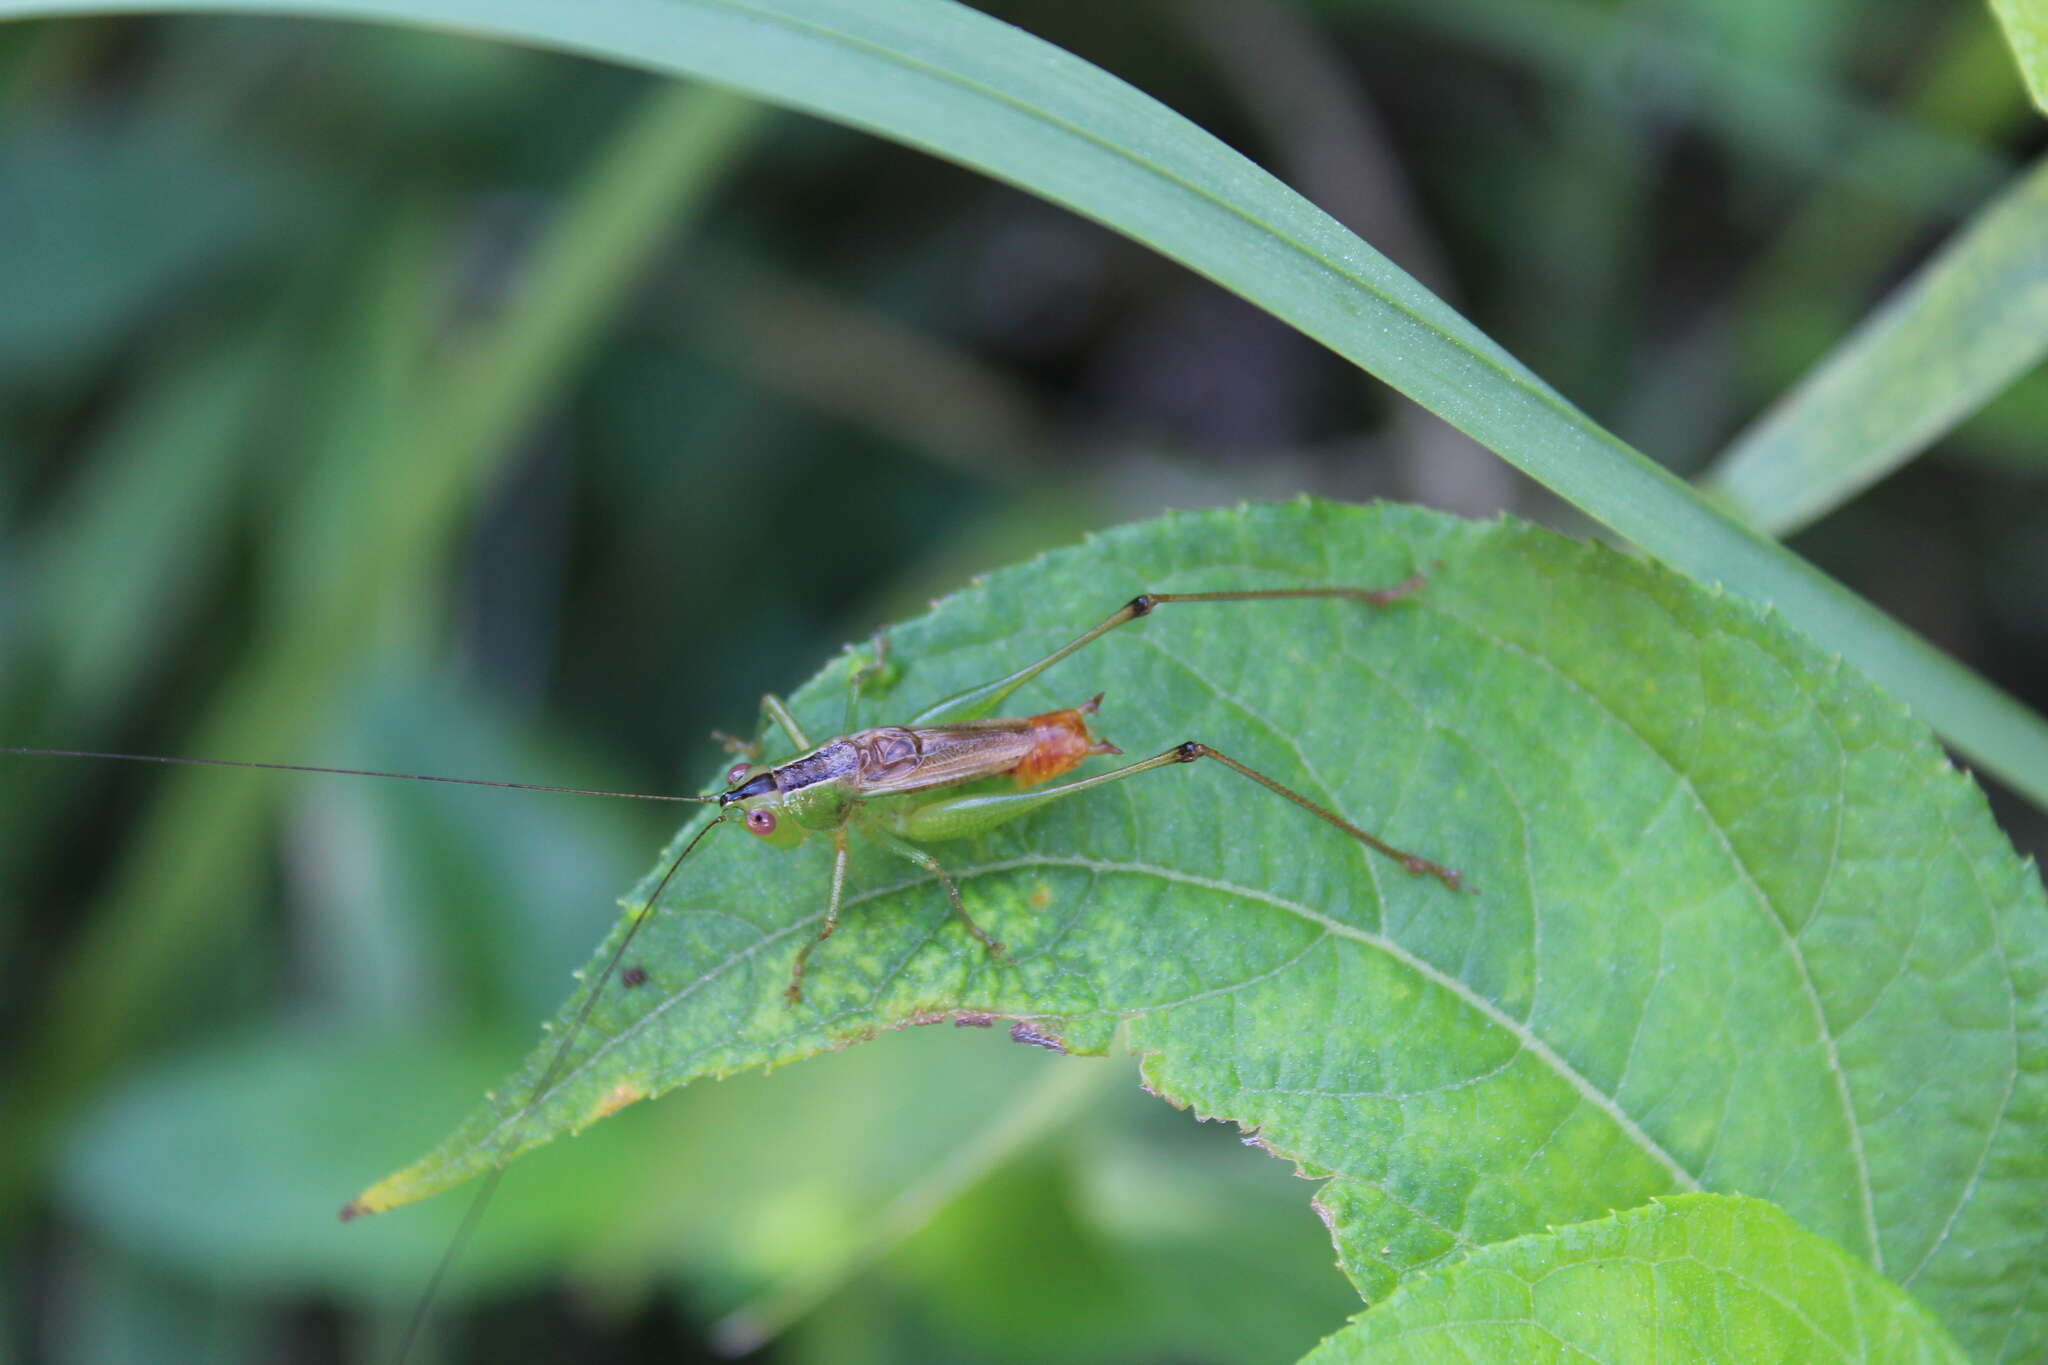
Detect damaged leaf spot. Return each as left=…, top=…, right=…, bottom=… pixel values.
left=1008, top=1021, right=1066, bottom=1052
left=590, top=1083, right=643, bottom=1121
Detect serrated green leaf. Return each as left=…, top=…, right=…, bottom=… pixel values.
left=1991, top=0, right=2048, bottom=116
left=1299, top=1195, right=1968, bottom=1365
left=1704, top=152, right=2048, bottom=534
left=359, top=501, right=2048, bottom=1360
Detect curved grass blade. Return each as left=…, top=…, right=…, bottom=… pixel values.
left=1703, top=151, right=2048, bottom=535
left=1, top=0, right=2045, bottom=812
left=1991, top=0, right=2048, bottom=116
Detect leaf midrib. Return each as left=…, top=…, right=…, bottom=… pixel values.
left=699, top=0, right=1562, bottom=395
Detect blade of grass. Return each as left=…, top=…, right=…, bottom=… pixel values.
left=1698, top=7, right=2033, bottom=472
left=674, top=248, right=1051, bottom=486
left=0, top=80, right=766, bottom=1214
left=1990, top=0, right=2048, bottom=115
left=3, top=0, right=2038, bottom=806
left=1702, top=152, right=2048, bottom=534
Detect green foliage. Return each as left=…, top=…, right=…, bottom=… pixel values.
left=1301, top=1195, right=1969, bottom=1364
left=64, top=1019, right=1361, bottom=1363
left=6, top=2, right=2045, bottom=1361
left=3, top=0, right=2046, bottom=811
left=0, top=120, right=291, bottom=375
left=3, top=77, right=766, bottom=1194
left=365, top=500, right=2047, bottom=1360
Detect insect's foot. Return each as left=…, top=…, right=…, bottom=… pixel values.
left=849, top=629, right=898, bottom=692
left=956, top=923, right=1011, bottom=964
left=1363, top=572, right=1426, bottom=606
left=712, top=730, right=762, bottom=760
left=1402, top=855, right=1464, bottom=892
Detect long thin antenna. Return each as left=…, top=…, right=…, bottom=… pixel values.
left=380, top=811, right=733, bottom=1364
left=1, top=747, right=715, bottom=804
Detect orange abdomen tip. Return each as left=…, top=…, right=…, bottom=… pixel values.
left=1014, top=704, right=1121, bottom=787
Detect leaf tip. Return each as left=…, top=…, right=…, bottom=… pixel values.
left=339, top=1175, right=410, bottom=1221
left=343, top=1154, right=454, bottom=1220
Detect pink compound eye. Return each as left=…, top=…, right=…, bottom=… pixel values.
left=745, top=808, right=777, bottom=836
left=725, top=762, right=753, bottom=788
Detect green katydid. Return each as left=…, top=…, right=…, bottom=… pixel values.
left=321, top=575, right=1459, bottom=1263
left=712, top=579, right=1464, bottom=1005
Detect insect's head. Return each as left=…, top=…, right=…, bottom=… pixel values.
left=717, top=765, right=808, bottom=847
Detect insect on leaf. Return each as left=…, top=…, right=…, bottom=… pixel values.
left=354, top=500, right=2048, bottom=1360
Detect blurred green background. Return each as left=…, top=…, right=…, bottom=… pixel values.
left=2, top=0, right=2044, bottom=1361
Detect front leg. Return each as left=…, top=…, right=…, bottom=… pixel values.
left=840, top=628, right=893, bottom=735
left=722, top=695, right=814, bottom=784
left=711, top=730, right=762, bottom=761
left=761, top=693, right=812, bottom=754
